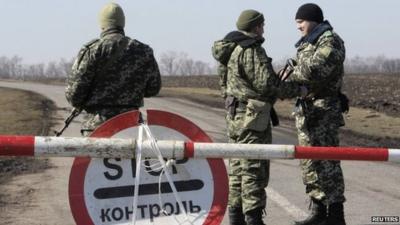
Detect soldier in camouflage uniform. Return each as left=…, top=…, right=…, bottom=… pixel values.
left=281, top=3, right=347, bottom=225
left=66, top=3, right=161, bottom=136
left=212, top=10, right=304, bottom=225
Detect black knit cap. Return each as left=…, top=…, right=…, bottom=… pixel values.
left=295, top=3, right=323, bottom=23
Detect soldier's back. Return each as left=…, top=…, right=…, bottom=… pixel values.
left=84, top=31, right=156, bottom=110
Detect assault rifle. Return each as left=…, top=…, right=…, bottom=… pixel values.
left=54, top=108, right=81, bottom=137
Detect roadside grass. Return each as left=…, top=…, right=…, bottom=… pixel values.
left=159, top=87, right=400, bottom=144
left=0, top=87, right=56, bottom=185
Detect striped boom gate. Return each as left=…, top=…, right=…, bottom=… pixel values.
left=0, top=135, right=399, bottom=162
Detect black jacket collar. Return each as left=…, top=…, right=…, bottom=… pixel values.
left=224, top=31, right=264, bottom=48
left=295, top=20, right=333, bottom=47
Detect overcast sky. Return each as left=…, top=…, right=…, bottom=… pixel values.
left=1, top=0, right=400, bottom=65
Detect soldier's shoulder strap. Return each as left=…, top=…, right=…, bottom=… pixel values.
left=75, top=39, right=100, bottom=64
left=83, top=38, right=100, bottom=49
left=72, top=39, right=100, bottom=71
left=129, top=38, right=145, bottom=46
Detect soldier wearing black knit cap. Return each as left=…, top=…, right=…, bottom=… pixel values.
left=286, top=3, right=348, bottom=225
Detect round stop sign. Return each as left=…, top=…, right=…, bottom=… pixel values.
left=69, top=110, right=228, bottom=225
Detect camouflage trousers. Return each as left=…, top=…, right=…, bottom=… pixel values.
left=226, top=106, right=272, bottom=213
left=296, top=115, right=346, bottom=205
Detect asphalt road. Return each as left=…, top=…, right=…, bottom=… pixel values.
left=0, top=80, right=399, bottom=225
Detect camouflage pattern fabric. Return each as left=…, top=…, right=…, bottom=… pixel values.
left=212, top=31, right=301, bottom=101
left=66, top=28, right=161, bottom=135
left=227, top=117, right=271, bottom=213
left=290, top=21, right=346, bottom=205
left=212, top=31, right=300, bottom=213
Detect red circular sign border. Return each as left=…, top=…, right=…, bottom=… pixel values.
left=69, top=109, right=228, bottom=225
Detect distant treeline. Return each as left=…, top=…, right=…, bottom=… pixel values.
left=0, top=53, right=400, bottom=80
left=0, top=56, right=73, bottom=81
left=344, top=56, right=400, bottom=74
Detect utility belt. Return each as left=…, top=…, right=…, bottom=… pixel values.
left=225, top=96, right=279, bottom=127
left=301, top=90, right=349, bottom=113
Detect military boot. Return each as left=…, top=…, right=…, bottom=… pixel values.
left=326, top=203, right=346, bottom=225
left=245, top=207, right=265, bottom=225
left=294, top=199, right=327, bottom=225
left=229, top=207, right=246, bottom=225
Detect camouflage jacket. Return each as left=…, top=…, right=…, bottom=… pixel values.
left=65, top=28, right=161, bottom=116
left=290, top=21, right=346, bottom=127
left=212, top=31, right=300, bottom=103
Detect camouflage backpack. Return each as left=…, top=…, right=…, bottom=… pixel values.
left=212, top=31, right=263, bottom=98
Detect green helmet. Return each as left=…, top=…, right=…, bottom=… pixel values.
left=98, top=3, right=125, bottom=29
left=236, top=9, right=264, bottom=32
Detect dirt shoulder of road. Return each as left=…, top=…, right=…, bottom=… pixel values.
left=0, top=87, right=56, bottom=208
left=160, top=87, right=400, bottom=148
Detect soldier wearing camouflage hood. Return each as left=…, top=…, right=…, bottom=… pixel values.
left=66, top=3, right=161, bottom=136
left=280, top=3, right=348, bottom=225
left=212, top=10, right=304, bottom=225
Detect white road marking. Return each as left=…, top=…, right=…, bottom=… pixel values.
left=266, top=187, right=308, bottom=219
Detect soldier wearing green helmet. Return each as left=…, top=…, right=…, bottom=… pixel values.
left=66, top=3, right=161, bottom=136
left=213, top=9, right=305, bottom=225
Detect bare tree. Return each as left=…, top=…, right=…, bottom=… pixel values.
left=158, top=51, right=214, bottom=76
left=35, top=63, right=45, bottom=78
left=159, top=51, right=179, bottom=75
left=178, top=53, right=195, bottom=76
left=58, top=58, right=74, bottom=77
left=11, top=56, right=23, bottom=78
left=0, top=56, right=10, bottom=78
left=193, top=60, right=211, bottom=75
left=344, top=55, right=400, bottom=74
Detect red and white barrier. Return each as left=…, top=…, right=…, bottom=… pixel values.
left=0, top=136, right=134, bottom=158
left=0, top=135, right=399, bottom=162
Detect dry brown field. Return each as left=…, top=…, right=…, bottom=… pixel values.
left=343, top=74, right=400, bottom=117
left=0, top=87, right=55, bottom=205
